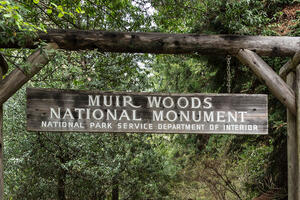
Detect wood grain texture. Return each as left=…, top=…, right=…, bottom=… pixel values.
left=0, top=65, right=3, bottom=200
left=296, top=65, right=300, bottom=199
left=279, top=52, right=300, bottom=79
left=1, top=30, right=300, bottom=56
left=286, top=72, right=298, bottom=200
left=27, top=88, right=268, bottom=135
left=0, top=43, right=58, bottom=105
left=237, top=49, right=296, bottom=115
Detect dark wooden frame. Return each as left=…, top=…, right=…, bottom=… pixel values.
left=1, top=30, right=300, bottom=199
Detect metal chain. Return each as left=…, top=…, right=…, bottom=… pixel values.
left=226, top=55, right=231, bottom=93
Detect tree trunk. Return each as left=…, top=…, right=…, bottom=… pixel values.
left=1, top=30, right=300, bottom=56
left=57, top=168, right=67, bottom=200
left=112, top=177, right=119, bottom=200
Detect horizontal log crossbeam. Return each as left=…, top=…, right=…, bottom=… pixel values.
left=1, top=30, right=300, bottom=56
left=0, top=30, right=299, bottom=114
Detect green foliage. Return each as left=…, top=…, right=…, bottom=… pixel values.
left=150, top=0, right=297, bottom=199
left=1, top=0, right=299, bottom=199
left=0, top=0, right=45, bottom=32
left=150, top=54, right=215, bottom=93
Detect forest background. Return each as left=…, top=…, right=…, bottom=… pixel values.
left=1, top=0, right=300, bottom=199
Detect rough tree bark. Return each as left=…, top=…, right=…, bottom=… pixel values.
left=0, top=97, right=3, bottom=200
left=296, top=65, right=300, bottom=200
left=280, top=52, right=300, bottom=79
left=237, top=49, right=296, bottom=115
left=286, top=72, right=298, bottom=200
left=1, top=30, right=300, bottom=56
left=0, top=54, right=7, bottom=200
left=0, top=43, right=58, bottom=105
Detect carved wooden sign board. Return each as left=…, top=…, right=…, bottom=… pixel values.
left=26, top=88, right=268, bottom=135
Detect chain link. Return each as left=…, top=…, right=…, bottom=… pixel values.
left=226, top=55, right=231, bottom=93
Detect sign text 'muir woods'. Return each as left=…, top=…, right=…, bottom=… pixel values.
left=26, top=88, right=268, bottom=134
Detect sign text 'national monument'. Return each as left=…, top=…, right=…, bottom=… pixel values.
left=26, top=88, right=268, bottom=134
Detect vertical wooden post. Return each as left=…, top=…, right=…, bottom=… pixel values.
left=296, top=65, right=300, bottom=200
left=238, top=50, right=300, bottom=198
left=287, top=72, right=298, bottom=200
left=0, top=54, right=8, bottom=200
left=0, top=105, right=3, bottom=200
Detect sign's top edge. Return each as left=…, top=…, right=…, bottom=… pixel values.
left=26, top=87, right=268, bottom=97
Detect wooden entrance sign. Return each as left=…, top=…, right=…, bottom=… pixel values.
left=26, top=88, right=268, bottom=134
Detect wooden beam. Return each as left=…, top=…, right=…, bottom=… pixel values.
left=1, top=30, right=300, bottom=56
left=296, top=65, right=300, bottom=199
left=237, top=49, right=296, bottom=115
left=286, top=72, right=298, bottom=200
left=0, top=43, right=58, bottom=105
left=279, top=52, right=300, bottom=79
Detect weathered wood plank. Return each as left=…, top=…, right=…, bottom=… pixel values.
left=26, top=88, right=268, bottom=135
left=0, top=43, right=58, bottom=105
left=237, top=49, right=296, bottom=115
left=286, top=72, right=298, bottom=200
left=296, top=65, right=300, bottom=199
left=1, top=30, right=300, bottom=56
left=279, top=52, right=300, bottom=79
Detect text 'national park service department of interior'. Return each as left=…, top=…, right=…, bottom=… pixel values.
left=26, top=88, right=268, bottom=134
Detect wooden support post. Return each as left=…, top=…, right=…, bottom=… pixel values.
left=296, top=65, right=300, bottom=200
left=0, top=43, right=58, bottom=105
left=237, top=49, right=296, bottom=115
left=0, top=54, right=8, bottom=200
left=0, top=73, right=3, bottom=200
left=280, top=52, right=300, bottom=79
left=0, top=46, right=57, bottom=198
left=287, top=72, right=298, bottom=200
